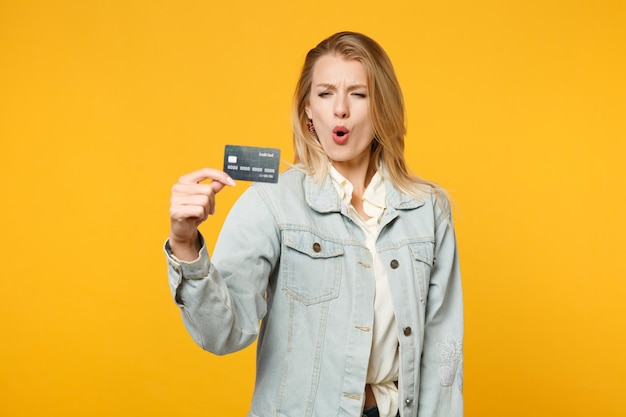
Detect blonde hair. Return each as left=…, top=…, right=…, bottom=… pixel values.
left=291, top=31, right=447, bottom=202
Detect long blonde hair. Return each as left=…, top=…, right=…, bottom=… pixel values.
left=291, top=31, right=447, bottom=202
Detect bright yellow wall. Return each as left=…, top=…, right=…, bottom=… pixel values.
left=1, top=1, right=624, bottom=416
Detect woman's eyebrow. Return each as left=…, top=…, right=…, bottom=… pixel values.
left=314, top=83, right=368, bottom=90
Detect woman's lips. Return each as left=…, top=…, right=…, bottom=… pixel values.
left=332, top=126, right=350, bottom=144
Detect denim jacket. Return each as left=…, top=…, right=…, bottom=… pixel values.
left=165, top=168, right=463, bottom=417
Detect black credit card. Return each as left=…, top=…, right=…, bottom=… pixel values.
left=223, top=145, right=280, bottom=183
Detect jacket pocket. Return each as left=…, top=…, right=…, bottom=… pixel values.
left=409, top=241, right=434, bottom=304
left=281, top=229, right=344, bottom=305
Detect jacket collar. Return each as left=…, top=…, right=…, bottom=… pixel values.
left=304, top=172, right=425, bottom=214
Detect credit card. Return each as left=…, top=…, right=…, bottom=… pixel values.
left=223, top=145, right=281, bottom=183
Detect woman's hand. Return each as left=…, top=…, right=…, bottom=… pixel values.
left=169, top=168, right=236, bottom=261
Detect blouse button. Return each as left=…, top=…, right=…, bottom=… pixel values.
left=312, top=242, right=321, bottom=253
left=390, top=259, right=399, bottom=269
left=405, top=398, right=413, bottom=406
left=403, top=327, right=412, bottom=336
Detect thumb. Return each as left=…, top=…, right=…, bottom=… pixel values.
left=210, top=177, right=234, bottom=194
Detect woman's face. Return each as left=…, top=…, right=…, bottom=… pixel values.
left=305, top=54, right=374, bottom=174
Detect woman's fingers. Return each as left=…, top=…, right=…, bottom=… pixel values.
left=169, top=168, right=236, bottom=243
left=178, top=168, right=236, bottom=188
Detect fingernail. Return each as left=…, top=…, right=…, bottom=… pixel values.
left=226, top=177, right=236, bottom=186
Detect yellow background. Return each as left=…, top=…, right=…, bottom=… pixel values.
left=1, top=0, right=624, bottom=416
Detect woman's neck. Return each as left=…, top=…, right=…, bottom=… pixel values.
left=333, top=161, right=375, bottom=197
left=332, top=158, right=377, bottom=220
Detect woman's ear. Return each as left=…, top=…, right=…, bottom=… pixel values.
left=304, top=104, right=312, bottom=120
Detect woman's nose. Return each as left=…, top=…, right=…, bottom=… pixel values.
left=334, top=95, right=349, bottom=119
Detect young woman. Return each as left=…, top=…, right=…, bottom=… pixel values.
left=166, top=32, right=463, bottom=417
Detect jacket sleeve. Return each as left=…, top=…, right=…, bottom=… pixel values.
left=417, top=196, right=464, bottom=416
left=164, top=184, right=280, bottom=355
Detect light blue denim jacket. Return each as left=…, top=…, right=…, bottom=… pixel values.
left=165, top=168, right=463, bottom=417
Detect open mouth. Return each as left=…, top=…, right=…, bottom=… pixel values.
left=332, top=126, right=350, bottom=144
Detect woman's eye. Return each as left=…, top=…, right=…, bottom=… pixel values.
left=353, top=93, right=367, bottom=98
left=318, top=92, right=331, bottom=97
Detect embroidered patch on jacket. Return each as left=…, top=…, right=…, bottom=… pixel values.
left=437, top=334, right=463, bottom=391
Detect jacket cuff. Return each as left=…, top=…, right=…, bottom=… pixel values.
left=163, top=233, right=210, bottom=280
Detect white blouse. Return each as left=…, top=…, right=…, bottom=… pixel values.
left=329, top=166, right=399, bottom=417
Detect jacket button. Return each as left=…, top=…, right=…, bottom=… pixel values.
left=390, top=259, right=399, bottom=269
left=403, top=327, right=412, bottom=336
left=312, top=242, right=321, bottom=252
left=405, top=398, right=413, bottom=406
